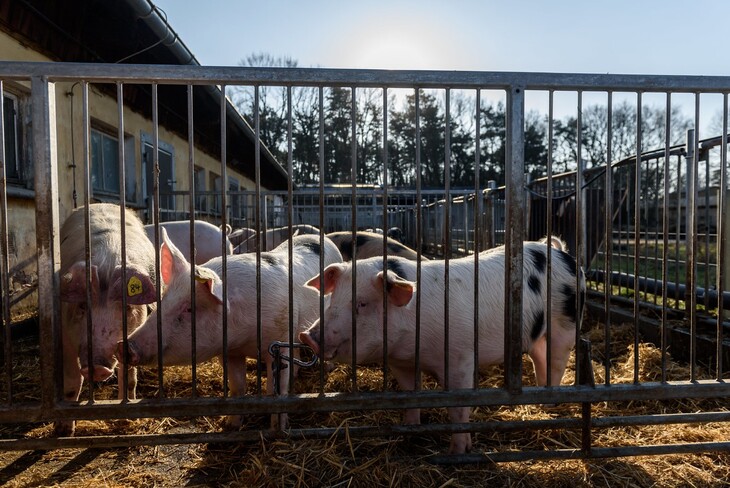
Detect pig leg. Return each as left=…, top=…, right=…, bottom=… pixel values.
left=222, top=352, right=248, bottom=429
left=529, top=326, right=576, bottom=388
left=528, top=334, right=548, bottom=386
left=117, top=366, right=138, bottom=400
left=54, top=331, right=83, bottom=437
left=444, top=359, right=475, bottom=454
left=547, top=325, right=576, bottom=387
left=447, top=406, right=473, bottom=454
left=390, top=365, right=420, bottom=425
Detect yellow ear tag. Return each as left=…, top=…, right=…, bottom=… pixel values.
left=194, top=276, right=208, bottom=283
left=127, top=276, right=143, bottom=297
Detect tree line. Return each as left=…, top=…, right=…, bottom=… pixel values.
left=229, top=54, right=696, bottom=189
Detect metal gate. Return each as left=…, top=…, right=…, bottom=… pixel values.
left=1, top=61, right=730, bottom=462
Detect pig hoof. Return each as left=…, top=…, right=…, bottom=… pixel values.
left=53, top=420, right=76, bottom=437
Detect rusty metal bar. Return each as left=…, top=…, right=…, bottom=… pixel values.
left=0, top=82, right=12, bottom=404
left=443, top=88, right=451, bottom=390
left=414, top=88, right=423, bottom=391
left=186, top=83, right=199, bottom=396
left=116, top=82, right=130, bottom=402
left=81, top=81, right=95, bottom=403
left=504, top=85, right=525, bottom=393
left=718, top=93, right=728, bottom=381
left=31, top=75, right=61, bottom=413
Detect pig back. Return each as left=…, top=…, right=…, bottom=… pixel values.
left=61, top=203, right=156, bottom=287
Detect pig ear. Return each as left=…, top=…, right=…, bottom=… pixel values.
left=375, top=270, right=414, bottom=307
left=305, top=263, right=343, bottom=294
left=60, top=262, right=99, bottom=303
left=160, top=227, right=188, bottom=285
left=194, top=266, right=225, bottom=305
left=109, top=264, right=157, bottom=305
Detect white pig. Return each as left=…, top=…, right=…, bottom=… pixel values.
left=299, top=240, right=585, bottom=454
left=58, top=203, right=159, bottom=436
left=144, top=220, right=233, bottom=265
left=117, top=233, right=342, bottom=429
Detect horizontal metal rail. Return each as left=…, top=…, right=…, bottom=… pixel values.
left=0, top=61, right=730, bottom=92
left=0, top=381, right=729, bottom=424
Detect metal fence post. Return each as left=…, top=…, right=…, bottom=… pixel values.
left=31, top=76, right=61, bottom=411
left=504, top=86, right=525, bottom=394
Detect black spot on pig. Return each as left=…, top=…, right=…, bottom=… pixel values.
left=561, top=284, right=582, bottom=324
left=557, top=249, right=577, bottom=276
left=384, top=258, right=406, bottom=280
left=339, top=240, right=353, bottom=261
left=261, top=254, right=280, bottom=267
left=529, top=248, right=546, bottom=274
left=387, top=243, right=408, bottom=255
left=528, top=275, right=541, bottom=295
left=355, top=234, right=373, bottom=249
left=299, top=240, right=321, bottom=256
left=531, top=310, right=545, bottom=341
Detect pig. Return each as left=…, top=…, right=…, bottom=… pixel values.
left=299, top=240, right=585, bottom=454
left=326, top=230, right=426, bottom=261
left=144, top=220, right=233, bottom=265
left=228, top=227, right=256, bottom=248
left=58, top=203, right=159, bottom=436
left=234, top=224, right=320, bottom=253
left=118, top=233, right=342, bottom=429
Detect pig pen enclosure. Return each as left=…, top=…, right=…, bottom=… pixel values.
left=1, top=62, right=730, bottom=486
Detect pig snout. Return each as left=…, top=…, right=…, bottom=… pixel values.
left=298, top=330, right=320, bottom=355
left=80, top=365, right=115, bottom=382
left=116, top=340, right=141, bottom=367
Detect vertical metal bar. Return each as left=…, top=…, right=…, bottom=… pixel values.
left=350, top=86, right=358, bottom=391
left=717, top=93, right=728, bottom=381
left=286, top=86, right=295, bottom=393
left=689, top=97, right=700, bottom=382
left=0, top=83, right=12, bottom=404
left=219, top=87, right=229, bottom=395
left=504, top=86, right=525, bottom=393
left=116, top=82, right=130, bottom=402
left=473, top=89, right=481, bottom=390
left=253, top=85, right=261, bottom=395
left=575, top=91, right=584, bottom=384
left=318, top=86, right=327, bottom=394
left=187, top=84, right=198, bottom=397
left=32, top=75, right=62, bottom=412
left=381, top=87, right=390, bottom=390
left=81, top=81, right=95, bottom=403
left=151, top=82, right=164, bottom=398
left=443, top=88, right=451, bottom=390
left=604, top=92, right=614, bottom=385
left=545, top=90, right=554, bottom=387
left=631, top=92, right=642, bottom=384
left=661, top=94, right=672, bottom=383
left=414, top=89, right=422, bottom=391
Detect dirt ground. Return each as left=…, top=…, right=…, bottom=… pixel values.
left=1, top=318, right=730, bottom=487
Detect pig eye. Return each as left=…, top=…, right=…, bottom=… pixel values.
left=356, top=301, right=367, bottom=313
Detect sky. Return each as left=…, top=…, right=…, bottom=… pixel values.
left=153, top=0, right=730, bottom=76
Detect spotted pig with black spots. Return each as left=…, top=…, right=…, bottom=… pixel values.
left=299, top=239, right=585, bottom=454
left=326, top=230, right=426, bottom=261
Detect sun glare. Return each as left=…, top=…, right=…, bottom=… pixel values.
left=328, top=15, right=463, bottom=70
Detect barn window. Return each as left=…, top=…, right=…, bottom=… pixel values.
left=194, top=165, right=206, bottom=212
left=90, top=128, right=120, bottom=195
left=3, top=93, right=21, bottom=182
